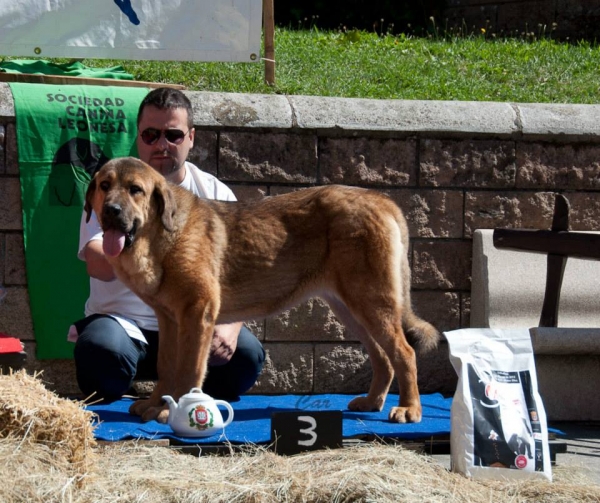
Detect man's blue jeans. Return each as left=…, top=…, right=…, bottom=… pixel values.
left=73, top=314, right=265, bottom=402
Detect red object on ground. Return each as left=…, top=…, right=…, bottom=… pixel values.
left=0, top=333, right=23, bottom=353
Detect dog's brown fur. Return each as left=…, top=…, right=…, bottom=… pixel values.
left=85, top=157, right=440, bottom=423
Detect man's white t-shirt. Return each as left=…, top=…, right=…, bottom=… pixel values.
left=70, top=162, right=235, bottom=343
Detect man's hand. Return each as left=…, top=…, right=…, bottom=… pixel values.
left=209, top=322, right=242, bottom=366
left=83, top=240, right=117, bottom=281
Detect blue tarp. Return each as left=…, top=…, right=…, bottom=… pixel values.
left=89, top=393, right=453, bottom=444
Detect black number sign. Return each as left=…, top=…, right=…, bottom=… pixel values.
left=270, top=410, right=343, bottom=455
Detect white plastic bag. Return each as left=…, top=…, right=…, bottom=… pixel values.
left=444, top=328, right=552, bottom=481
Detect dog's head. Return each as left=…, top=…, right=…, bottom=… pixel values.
left=84, top=157, right=176, bottom=257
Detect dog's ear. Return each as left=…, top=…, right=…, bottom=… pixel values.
left=152, top=178, right=176, bottom=232
left=84, top=175, right=97, bottom=223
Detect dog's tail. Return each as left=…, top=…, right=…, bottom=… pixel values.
left=402, top=308, right=441, bottom=353
left=396, top=212, right=441, bottom=353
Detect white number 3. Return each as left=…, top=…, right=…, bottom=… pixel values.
left=297, top=415, right=317, bottom=446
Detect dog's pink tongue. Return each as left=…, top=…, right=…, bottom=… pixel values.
left=102, top=229, right=126, bottom=257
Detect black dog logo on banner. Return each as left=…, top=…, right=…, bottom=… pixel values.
left=49, top=138, right=109, bottom=207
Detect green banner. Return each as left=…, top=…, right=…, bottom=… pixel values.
left=10, top=83, right=149, bottom=358
left=1, top=59, right=134, bottom=79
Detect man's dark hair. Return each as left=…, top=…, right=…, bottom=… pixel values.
left=137, top=87, right=194, bottom=129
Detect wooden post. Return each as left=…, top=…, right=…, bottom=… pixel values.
left=539, top=195, right=569, bottom=327
left=263, top=0, right=275, bottom=85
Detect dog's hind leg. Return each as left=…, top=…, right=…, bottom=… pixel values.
left=348, top=300, right=422, bottom=423
left=324, top=295, right=394, bottom=413
left=327, top=214, right=423, bottom=422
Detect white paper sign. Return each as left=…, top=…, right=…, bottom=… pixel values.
left=0, top=0, right=262, bottom=62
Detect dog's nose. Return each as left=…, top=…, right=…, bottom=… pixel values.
left=105, top=203, right=122, bottom=217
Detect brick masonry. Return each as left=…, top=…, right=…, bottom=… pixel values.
left=1, top=85, right=600, bottom=399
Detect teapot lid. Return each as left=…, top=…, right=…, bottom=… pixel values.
left=179, top=387, right=212, bottom=400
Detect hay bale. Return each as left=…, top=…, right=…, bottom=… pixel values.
left=0, top=422, right=599, bottom=503
left=0, top=370, right=599, bottom=502
left=0, top=441, right=592, bottom=503
left=0, top=370, right=96, bottom=477
left=0, top=436, right=84, bottom=502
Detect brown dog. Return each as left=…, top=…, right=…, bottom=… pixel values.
left=85, top=157, right=439, bottom=424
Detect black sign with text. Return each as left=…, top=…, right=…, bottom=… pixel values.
left=271, top=410, right=343, bottom=455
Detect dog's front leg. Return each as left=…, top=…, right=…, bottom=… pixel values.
left=171, top=299, right=216, bottom=402
left=129, top=310, right=177, bottom=422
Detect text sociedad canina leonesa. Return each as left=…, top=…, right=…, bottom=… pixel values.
left=47, top=93, right=129, bottom=134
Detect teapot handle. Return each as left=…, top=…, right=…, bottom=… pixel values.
left=214, top=400, right=234, bottom=427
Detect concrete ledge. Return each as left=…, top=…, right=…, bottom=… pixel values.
left=188, top=91, right=292, bottom=129
left=519, top=103, right=600, bottom=139
left=0, top=84, right=14, bottom=118
left=195, top=93, right=600, bottom=140
left=288, top=96, right=518, bottom=135
left=2, top=83, right=600, bottom=141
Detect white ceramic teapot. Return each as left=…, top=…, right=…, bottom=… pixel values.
left=162, top=388, right=234, bottom=437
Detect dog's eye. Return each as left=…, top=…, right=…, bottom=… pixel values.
left=130, top=185, right=143, bottom=195
left=99, top=181, right=110, bottom=192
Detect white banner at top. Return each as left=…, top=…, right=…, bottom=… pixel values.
left=0, top=0, right=262, bottom=62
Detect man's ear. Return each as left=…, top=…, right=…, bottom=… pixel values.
left=152, top=178, right=176, bottom=232
left=84, top=175, right=97, bottom=223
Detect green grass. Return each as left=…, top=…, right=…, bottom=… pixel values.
left=8, top=28, right=600, bottom=103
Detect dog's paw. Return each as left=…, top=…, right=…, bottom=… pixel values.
left=388, top=406, right=422, bottom=423
left=129, top=397, right=160, bottom=417
left=142, top=405, right=170, bottom=423
left=347, top=395, right=385, bottom=412
left=129, top=399, right=169, bottom=422
left=129, top=398, right=148, bottom=416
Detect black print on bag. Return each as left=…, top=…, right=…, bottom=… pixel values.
left=468, top=364, right=543, bottom=471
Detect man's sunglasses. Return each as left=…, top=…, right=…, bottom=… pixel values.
left=140, top=128, right=191, bottom=146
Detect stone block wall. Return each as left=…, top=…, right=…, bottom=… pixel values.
left=1, top=83, right=600, bottom=398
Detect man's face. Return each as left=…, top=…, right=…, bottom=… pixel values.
left=136, top=105, right=195, bottom=181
